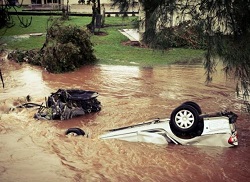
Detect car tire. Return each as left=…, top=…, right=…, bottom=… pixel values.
left=65, top=128, right=85, bottom=136
left=170, top=105, right=200, bottom=133
left=181, top=101, right=202, bottom=115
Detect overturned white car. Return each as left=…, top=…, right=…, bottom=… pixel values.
left=66, top=101, right=238, bottom=147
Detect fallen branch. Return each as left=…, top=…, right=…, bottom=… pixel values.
left=0, top=68, right=4, bottom=88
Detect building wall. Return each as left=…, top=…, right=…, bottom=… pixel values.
left=19, top=0, right=112, bottom=5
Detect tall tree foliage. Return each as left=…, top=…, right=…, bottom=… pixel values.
left=0, top=0, right=32, bottom=28
left=112, top=0, right=250, bottom=110
left=182, top=0, right=250, bottom=110
left=112, top=0, right=178, bottom=48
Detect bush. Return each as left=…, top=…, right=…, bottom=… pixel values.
left=42, top=42, right=81, bottom=72
left=144, top=21, right=207, bottom=50
left=41, top=22, right=97, bottom=73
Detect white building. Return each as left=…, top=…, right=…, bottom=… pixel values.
left=1, top=0, right=112, bottom=5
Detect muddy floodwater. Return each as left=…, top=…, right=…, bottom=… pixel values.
left=0, top=58, right=249, bottom=182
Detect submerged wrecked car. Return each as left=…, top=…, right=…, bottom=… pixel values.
left=66, top=101, right=238, bottom=147
left=34, top=89, right=101, bottom=120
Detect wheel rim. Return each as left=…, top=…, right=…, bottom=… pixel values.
left=68, top=132, right=78, bottom=136
left=174, top=109, right=195, bottom=129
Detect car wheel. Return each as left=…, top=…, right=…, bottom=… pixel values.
left=170, top=105, right=200, bottom=133
left=65, top=128, right=85, bottom=136
left=181, top=101, right=202, bottom=115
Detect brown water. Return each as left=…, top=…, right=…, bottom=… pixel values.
left=0, top=58, right=250, bottom=182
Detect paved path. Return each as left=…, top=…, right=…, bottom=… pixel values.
left=119, top=29, right=140, bottom=41
left=70, top=3, right=139, bottom=14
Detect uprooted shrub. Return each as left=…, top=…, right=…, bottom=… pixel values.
left=8, top=22, right=97, bottom=73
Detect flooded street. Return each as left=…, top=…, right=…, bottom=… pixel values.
left=0, top=59, right=250, bottom=182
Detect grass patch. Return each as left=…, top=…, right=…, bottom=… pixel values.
left=0, top=15, right=205, bottom=66
left=1, top=35, right=45, bottom=50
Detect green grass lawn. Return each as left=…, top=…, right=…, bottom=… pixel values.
left=0, top=15, right=205, bottom=66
